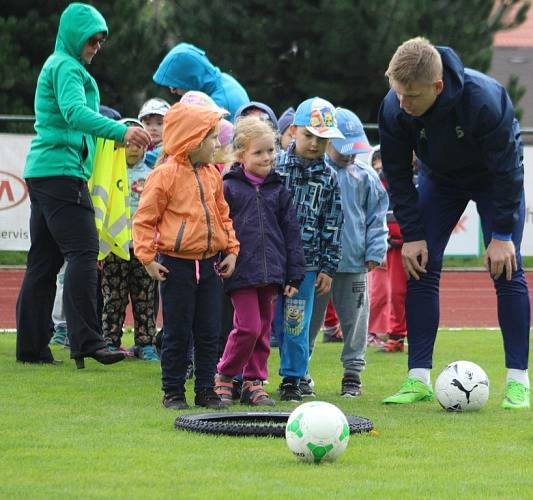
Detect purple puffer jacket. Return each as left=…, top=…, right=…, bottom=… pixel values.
left=223, top=164, right=305, bottom=294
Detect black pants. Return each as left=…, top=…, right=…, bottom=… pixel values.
left=16, top=177, right=106, bottom=360
left=159, top=254, right=221, bottom=394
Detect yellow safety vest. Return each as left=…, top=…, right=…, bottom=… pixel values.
left=89, top=138, right=131, bottom=261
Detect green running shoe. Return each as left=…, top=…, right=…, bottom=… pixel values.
left=501, top=380, right=530, bottom=409
left=382, top=377, right=434, bottom=404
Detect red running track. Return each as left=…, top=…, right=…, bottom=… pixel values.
left=1, top=268, right=532, bottom=329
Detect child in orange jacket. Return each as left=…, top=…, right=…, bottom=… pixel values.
left=133, top=102, right=239, bottom=410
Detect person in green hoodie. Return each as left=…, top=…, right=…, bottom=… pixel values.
left=16, top=3, right=151, bottom=368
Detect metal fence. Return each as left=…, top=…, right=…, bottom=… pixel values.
left=2, top=115, right=533, bottom=140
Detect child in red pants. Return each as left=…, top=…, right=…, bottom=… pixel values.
left=368, top=146, right=407, bottom=352
left=322, top=299, right=343, bottom=342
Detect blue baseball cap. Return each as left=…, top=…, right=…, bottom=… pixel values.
left=330, top=108, right=371, bottom=155
left=293, top=97, right=344, bottom=139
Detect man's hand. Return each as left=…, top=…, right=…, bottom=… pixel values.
left=401, top=240, right=428, bottom=280
left=218, top=253, right=237, bottom=278
left=144, top=261, right=169, bottom=281
left=124, top=126, right=151, bottom=149
left=284, top=285, right=298, bottom=298
left=484, top=238, right=517, bottom=280
left=315, top=273, right=332, bottom=296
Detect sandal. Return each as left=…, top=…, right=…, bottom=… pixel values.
left=214, top=374, right=234, bottom=406
left=240, top=380, right=275, bottom=406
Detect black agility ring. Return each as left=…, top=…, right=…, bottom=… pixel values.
left=174, top=411, right=373, bottom=437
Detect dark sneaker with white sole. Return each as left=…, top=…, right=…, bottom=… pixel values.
left=195, top=387, right=227, bottom=409
left=279, top=380, right=302, bottom=402
left=341, top=374, right=362, bottom=397
left=162, top=391, right=189, bottom=410
left=299, top=377, right=316, bottom=398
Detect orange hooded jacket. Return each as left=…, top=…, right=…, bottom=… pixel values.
left=132, top=102, right=239, bottom=265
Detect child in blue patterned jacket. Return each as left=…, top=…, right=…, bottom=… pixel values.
left=273, top=97, right=344, bottom=402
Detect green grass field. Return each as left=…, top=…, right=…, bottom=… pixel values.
left=1, top=329, right=532, bottom=499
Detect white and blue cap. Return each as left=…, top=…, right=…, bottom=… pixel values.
left=293, top=97, right=345, bottom=139
left=330, top=108, right=371, bottom=156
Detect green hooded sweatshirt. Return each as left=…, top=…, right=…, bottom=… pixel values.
left=24, top=3, right=127, bottom=181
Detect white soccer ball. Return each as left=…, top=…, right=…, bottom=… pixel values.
left=285, top=401, right=350, bottom=463
left=435, top=360, right=490, bottom=412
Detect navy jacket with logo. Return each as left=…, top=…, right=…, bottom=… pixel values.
left=378, top=46, right=524, bottom=242
left=222, top=164, right=305, bottom=294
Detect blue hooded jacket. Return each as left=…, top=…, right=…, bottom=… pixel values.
left=153, top=43, right=249, bottom=121
left=325, top=155, right=388, bottom=273
left=222, top=165, right=305, bottom=294
left=378, top=46, right=524, bottom=242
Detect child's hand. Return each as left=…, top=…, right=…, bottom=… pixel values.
left=218, top=253, right=237, bottom=278
left=284, top=285, right=298, bottom=298
left=366, top=261, right=380, bottom=271
left=144, top=261, right=169, bottom=281
left=315, top=273, right=332, bottom=296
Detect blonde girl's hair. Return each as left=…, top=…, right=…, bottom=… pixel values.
left=385, top=36, right=443, bottom=86
left=213, top=144, right=233, bottom=166
left=232, top=115, right=278, bottom=163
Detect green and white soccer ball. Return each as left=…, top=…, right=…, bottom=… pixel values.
left=435, top=360, right=490, bottom=412
left=285, top=401, right=350, bottom=463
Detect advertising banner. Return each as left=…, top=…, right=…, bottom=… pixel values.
left=0, top=133, right=532, bottom=257
left=0, top=134, right=32, bottom=251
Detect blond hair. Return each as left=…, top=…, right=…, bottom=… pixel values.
left=386, top=37, right=443, bottom=86
left=213, top=144, right=233, bottom=167
left=232, top=115, right=277, bottom=162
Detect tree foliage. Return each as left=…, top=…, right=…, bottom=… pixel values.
left=0, top=0, right=529, bottom=129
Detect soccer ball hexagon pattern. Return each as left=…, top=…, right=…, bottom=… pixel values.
left=285, top=401, right=350, bottom=463
left=435, top=360, right=490, bottom=412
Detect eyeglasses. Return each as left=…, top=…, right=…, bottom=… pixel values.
left=87, top=35, right=106, bottom=48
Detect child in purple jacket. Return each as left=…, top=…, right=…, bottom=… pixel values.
left=215, top=116, right=305, bottom=406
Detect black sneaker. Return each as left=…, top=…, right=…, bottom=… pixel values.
left=299, top=377, right=316, bottom=398
left=195, top=387, right=227, bottom=409
left=162, top=391, right=189, bottom=410
left=341, top=374, right=362, bottom=398
left=279, top=380, right=302, bottom=402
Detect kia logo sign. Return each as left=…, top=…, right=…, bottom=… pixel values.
left=0, top=171, right=28, bottom=210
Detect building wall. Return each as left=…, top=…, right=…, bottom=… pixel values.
left=490, top=46, right=533, bottom=129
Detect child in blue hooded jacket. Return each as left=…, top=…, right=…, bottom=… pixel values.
left=307, top=109, right=388, bottom=398
left=153, top=43, right=249, bottom=121
left=214, top=116, right=305, bottom=406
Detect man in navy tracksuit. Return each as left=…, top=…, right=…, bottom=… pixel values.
left=379, top=37, right=530, bottom=409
